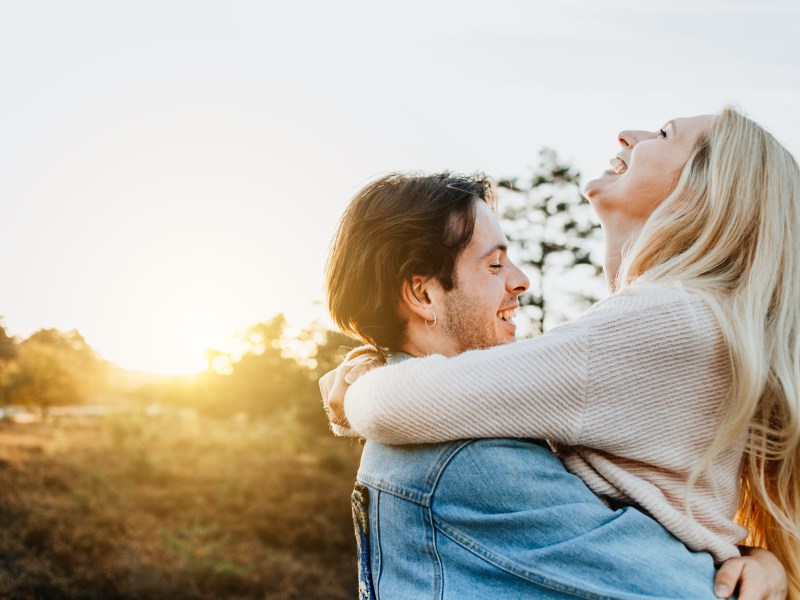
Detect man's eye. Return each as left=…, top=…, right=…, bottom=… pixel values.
left=490, top=264, right=503, bottom=270
left=659, top=128, right=667, bottom=138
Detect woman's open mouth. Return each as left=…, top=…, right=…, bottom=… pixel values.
left=609, top=156, right=628, bottom=174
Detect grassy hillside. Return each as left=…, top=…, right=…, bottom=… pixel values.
left=0, top=413, right=361, bottom=599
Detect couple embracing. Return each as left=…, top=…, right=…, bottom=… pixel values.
left=320, top=109, right=797, bottom=599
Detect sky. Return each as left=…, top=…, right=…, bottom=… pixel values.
left=1, top=0, right=798, bottom=374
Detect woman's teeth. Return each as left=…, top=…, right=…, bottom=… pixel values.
left=610, top=156, right=628, bottom=174
left=498, top=309, right=516, bottom=321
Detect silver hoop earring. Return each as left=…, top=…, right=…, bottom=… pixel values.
left=425, top=314, right=437, bottom=328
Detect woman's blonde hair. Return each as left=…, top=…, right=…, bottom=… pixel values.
left=619, top=107, right=800, bottom=595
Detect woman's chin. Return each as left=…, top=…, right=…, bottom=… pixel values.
left=582, top=175, right=606, bottom=199
left=583, top=170, right=621, bottom=201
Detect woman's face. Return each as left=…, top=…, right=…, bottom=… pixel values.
left=583, top=115, right=714, bottom=224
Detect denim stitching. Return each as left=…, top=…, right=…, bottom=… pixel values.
left=427, top=440, right=478, bottom=496
left=424, top=440, right=476, bottom=491
left=373, top=489, right=382, bottom=600
left=433, top=518, right=671, bottom=600
left=358, top=473, right=430, bottom=505
left=358, top=440, right=475, bottom=506
left=426, top=505, right=444, bottom=600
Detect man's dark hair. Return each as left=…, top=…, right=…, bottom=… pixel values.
left=325, top=172, right=495, bottom=356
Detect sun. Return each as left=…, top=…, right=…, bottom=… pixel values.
left=83, top=282, right=244, bottom=375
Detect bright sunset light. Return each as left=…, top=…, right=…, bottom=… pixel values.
left=1, top=0, right=798, bottom=375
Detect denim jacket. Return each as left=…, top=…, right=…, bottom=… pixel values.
left=352, top=437, right=722, bottom=600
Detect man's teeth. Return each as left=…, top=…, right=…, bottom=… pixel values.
left=610, top=156, right=627, bottom=174
left=498, top=309, right=516, bottom=321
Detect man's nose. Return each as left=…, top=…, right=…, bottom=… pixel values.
left=507, top=263, right=529, bottom=295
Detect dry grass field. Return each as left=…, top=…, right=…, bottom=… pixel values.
left=0, top=412, right=362, bottom=599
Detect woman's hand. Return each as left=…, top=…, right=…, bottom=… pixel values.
left=319, top=346, right=383, bottom=430
left=715, top=547, right=787, bottom=599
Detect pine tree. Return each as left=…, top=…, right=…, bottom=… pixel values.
left=497, top=149, right=604, bottom=336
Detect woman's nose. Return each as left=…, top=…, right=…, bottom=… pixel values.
left=618, top=130, right=637, bottom=148
left=619, top=129, right=658, bottom=148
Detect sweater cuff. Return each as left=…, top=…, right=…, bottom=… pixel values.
left=330, top=422, right=360, bottom=438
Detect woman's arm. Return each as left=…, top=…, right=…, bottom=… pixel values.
left=344, top=291, right=726, bottom=446
left=346, top=318, right=588, bottom=444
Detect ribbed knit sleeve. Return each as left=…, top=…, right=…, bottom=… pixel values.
left=344, top=288, right=725, bottom=450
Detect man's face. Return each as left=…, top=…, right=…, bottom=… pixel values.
left=439, top=201, right=529, bottom=353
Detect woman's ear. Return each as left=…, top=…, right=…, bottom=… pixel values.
left=399, top=275, right=439, bottom=322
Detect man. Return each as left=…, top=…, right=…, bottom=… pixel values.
left=322, top=172, right=784, bottom=599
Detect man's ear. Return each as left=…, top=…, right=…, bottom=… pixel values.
left=399, top=275, right=440, bottom=322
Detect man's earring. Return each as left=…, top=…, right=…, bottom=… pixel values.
left=425, top=314, right=437, bottom=328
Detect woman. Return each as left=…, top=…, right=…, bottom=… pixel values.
left=326, top=108, right=798, bottom=597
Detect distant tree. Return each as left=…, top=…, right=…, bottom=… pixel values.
left=497, top=149, right=604, bottom=336
left=0, top=317, right=16, bottom=361
left=201, top=315, right=313, bottom=418
left=3, top=328, right=107, bottom=415
left=0, top=318, right=16, bottom=406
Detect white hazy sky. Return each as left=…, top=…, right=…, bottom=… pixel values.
left=1, top=0, right=798, bottom=373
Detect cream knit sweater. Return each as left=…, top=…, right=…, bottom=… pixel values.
left=344, top=287, right=748, bottom=562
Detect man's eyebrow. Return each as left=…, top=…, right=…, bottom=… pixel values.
left=478, top=244, right=507, bottom=260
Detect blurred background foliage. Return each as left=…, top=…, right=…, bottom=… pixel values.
left=0, top=315, right=357, bottom=431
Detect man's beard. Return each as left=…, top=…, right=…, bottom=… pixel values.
left=441, top=289, right=505, bottom=353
